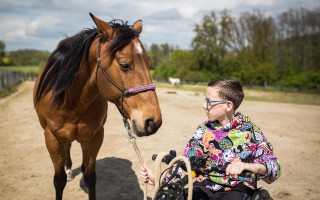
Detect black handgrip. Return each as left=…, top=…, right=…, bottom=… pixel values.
left=152, top=150, right=177, bottom=164
left=210, top=165, right=253, bottom=178
left=241, top=170, right=253, bottom=178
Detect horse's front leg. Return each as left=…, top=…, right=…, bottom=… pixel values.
left=45, top=130, right=67, bottom=200
left=81, top=128, right=104, bottom=200
left=65, top=142, right=74, bottom=181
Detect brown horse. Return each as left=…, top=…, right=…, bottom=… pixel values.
left=33, top=13, right=162, bottom=200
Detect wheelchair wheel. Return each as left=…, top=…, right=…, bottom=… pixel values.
left=251, top=188, right=273, bottom=200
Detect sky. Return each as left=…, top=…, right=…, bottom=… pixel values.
left=1, top=0, right=319, bottom=52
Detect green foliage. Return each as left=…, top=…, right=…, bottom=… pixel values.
left=9, top=49, right=50, bottom=66
left=0, top=40, right=50, bottom=66
left=147, top=43, right=173, bottom=69
left=280, top=70, right=320, bottom=90
left=0, top=40, right=5, bottom=55
left=2, top=7, right=320, bottom=93
left=156, top=83, right=320, bottom=105
left=219, top=56, right=242, bottom=78
left=0, top=40, right=7, bottom=65
left=153, top=50, right=217, bottom=82
left=150, top=7, right=320, bottom=92
left=191, top=11, right=221, bottom=71
left=0, top=66, right=41, bottom=74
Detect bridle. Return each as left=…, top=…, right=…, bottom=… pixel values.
left=96, top=38, right=156, bottom=139
left=96, top=37, right=157, bottom=200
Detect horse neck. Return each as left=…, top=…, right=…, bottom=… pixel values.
left=65, top=62, right=102, bottom=110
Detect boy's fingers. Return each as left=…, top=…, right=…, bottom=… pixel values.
left=225, top=164, right=231, bottom=175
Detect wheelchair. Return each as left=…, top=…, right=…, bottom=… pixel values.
left=152, top=150, right=273, bottom=200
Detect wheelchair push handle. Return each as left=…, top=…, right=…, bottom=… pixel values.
left=152, top=150, right=177, bottom=164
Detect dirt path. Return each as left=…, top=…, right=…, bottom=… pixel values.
left=0, top=81, right=319, bottom=200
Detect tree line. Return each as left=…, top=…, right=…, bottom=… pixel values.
left=151, top=7, right=320, bottom=92
left=0, top=41, right=50, bottom=66
left=1, top=7, right=319, bottom=92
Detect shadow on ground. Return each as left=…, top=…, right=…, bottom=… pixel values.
left=73, top=157, right=144, bottom=200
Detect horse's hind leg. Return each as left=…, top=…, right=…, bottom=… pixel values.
left=45, top=130, right=67, bottom=200
left=81, top=128, right=104, bottom=200
left=65, top=143, right=74, bottom=181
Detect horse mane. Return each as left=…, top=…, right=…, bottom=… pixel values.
left=107, top=19, right=139, bottom=55
left=34, top=19, right=139, bottom=107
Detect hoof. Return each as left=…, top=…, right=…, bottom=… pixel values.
left=66, top=169, right=74, bottom=181
left=80, top=177, right=88, bottom=193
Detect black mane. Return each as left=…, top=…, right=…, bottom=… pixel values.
left=107, top=19, right=139, bottom=55
left=34, top=19, right=138, bottom=107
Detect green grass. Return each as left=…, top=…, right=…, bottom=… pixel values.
left=156, top=83, right=320, bottom=106
left=157, top=83, right=207, bottom=93
left=0, top=66, right=41, bottom=74
left=244, top=90, right=320, bottom=105
left=0, top=71, right=318, bottom=105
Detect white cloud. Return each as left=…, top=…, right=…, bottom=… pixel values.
left=147, top=8, right=183, bottom=20
left=0, top=15, right=28, bottom=40
left=6, top=30, right=26, bottom=40
left=1, top=0, right=319, bottom=51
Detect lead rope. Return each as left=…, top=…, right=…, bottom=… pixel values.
left=122, top=116, right=148, bottom=200
left=122, top=116, right=194, bottom=200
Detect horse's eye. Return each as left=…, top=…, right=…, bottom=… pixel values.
left=120, top=63, right=131, bottom=70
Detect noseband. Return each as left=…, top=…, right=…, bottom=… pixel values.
left=96, top=38, right=156, bottom=137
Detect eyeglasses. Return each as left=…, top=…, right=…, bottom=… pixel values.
left=205, top=98, right=228, bottom=109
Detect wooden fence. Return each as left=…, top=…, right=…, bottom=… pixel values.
left=0, top=70, right=37, bottom=92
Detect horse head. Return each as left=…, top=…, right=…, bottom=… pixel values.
left=90, top=13, right=162, bottom=137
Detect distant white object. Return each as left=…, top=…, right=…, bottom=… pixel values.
left=168, top=77, right=181, bottom=86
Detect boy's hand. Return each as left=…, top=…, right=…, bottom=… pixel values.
left=140, top=163, right=155, bottom=185
left=225, top=159, right=248, bottom=179
left=226, top=159, right=267, bottom=179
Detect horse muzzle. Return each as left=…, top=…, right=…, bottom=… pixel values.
left=132, top=118, right=162, bottom=137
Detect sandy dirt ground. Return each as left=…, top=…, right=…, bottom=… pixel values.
left=0, top=81, right=319, bottom=200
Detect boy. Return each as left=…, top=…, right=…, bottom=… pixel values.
left=140, top=78, right=281, bottom=199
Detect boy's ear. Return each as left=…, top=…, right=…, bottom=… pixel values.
left=226, top=101, right=234, bottom=112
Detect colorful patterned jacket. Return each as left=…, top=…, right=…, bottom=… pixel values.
left=182, top=112, right=281, bottom=192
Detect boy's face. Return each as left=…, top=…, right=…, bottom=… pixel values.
left=203, top=86, right=228, bottom=122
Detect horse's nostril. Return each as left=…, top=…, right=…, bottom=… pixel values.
left=145, top=119, right=155, bottom=133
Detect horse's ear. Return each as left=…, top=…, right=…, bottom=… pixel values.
left=132, top=20, right=143, bottom=35
left=89, top=13, right=113, bottom=40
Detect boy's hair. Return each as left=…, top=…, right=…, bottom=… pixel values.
left=208, top=78, right=244, bottom=110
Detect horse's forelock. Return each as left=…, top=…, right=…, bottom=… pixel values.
left=106, top=21, right=139, bottom=56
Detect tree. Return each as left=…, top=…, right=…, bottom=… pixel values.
left=154, top=50, right=193, bottom=81
left=0, top=40, right=5, bottom=57
left=231, top=11, right=278, bottom=86
left=191, top=11, right=219, bottom=72
left=191, top=10, right=235, bottom=77
left=274, top=7, right=320, bottom=90
left=218, top=9, right=235, bottom=59
left=277, top=7, right=320, bottom=73
left=9, top=49, right=50, bottom=66
left=148, top=43, right=173, bottom=69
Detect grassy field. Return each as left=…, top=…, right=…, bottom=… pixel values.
left=0, top=66, right=41, bottom=74
left=156, top=83, right=320, bottom=106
